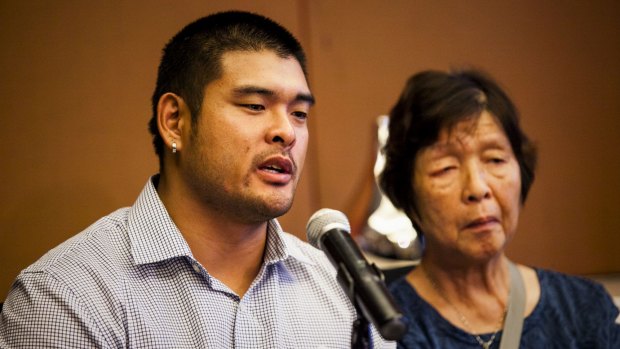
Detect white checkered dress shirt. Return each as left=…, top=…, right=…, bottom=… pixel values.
left=0, top=177, right=393, bottom=348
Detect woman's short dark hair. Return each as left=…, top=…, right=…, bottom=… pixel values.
left=379, top=69, right=537, bottom=224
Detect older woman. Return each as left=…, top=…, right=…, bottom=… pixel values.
left=380, top=69, right=619, bottom=348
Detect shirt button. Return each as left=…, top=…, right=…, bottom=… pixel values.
left=192, top=264, right=200, bottom=273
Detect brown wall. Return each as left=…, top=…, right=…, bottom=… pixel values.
left=1, top=0, right=619, bottom=300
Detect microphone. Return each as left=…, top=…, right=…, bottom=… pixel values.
left=306, top=208, right=408, bottom=341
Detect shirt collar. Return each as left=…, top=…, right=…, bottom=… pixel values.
left=127, top=176, right=193, bottom=265
left=128, top=175, right=314, bottom=266
left=265, top=219, right=314, bottom=266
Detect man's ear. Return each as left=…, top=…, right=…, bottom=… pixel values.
left=157, top=92, right=187, bottom=153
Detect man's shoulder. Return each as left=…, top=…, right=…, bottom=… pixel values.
left=23, top=207, right=132, bottom=278
left=2, top=208, right=134, bottom=348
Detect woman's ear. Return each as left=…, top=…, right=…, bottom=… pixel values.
left=157, top=92, right=186, bottom=153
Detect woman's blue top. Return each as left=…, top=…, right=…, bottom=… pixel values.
left=389, top=268, right=620, bottom=348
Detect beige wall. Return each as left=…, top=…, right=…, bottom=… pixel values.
left=1, top=0, right=619, bottom=300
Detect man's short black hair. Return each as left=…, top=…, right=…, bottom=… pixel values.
left=148, top=11, right=307, bottom=164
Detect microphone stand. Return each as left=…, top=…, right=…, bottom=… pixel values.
left=351, top=301, right=372, bottom=349
left=336, top=262, right=373, bottom=349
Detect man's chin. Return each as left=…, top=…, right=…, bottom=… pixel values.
left=264, top=200, right=294, bottom=219
left=241, top=194, right=294, bottom=222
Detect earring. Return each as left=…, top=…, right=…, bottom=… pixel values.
left=171, top=141, right=177, bottom=154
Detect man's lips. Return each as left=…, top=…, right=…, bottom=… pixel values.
left=256, top=156, right=295, bottom=184
left=258, top=156, right=294, bottom=175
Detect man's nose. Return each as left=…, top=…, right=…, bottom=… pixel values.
left=266, top=110, right=296, bottom=148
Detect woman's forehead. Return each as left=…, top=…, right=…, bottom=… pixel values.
left=425, top=112, right=512, bottom=154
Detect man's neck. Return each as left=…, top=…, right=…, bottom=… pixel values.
left=156, top=174, right=268, bottom=297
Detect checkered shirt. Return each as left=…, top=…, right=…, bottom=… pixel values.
left=0, top=177, right=394, bottom=348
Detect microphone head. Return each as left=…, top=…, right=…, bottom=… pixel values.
left=306, top=208, right=351, bottom=249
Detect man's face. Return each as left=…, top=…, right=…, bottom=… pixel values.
left=179, top=50, right=312, bottom=224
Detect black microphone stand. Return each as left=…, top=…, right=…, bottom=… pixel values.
left=351, top=301, right=372, bottom=349
left=336, top=262, right=373, bottom=349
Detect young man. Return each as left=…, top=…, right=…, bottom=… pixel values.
left=0, top=11, right=392, bottom=348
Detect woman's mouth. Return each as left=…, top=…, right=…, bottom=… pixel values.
left=463, top=216, right=499, bottom=230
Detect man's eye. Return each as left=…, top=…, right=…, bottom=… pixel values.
left=292, top=111, right=307, bottom=120
left=242, top=104, right=265, bottom=111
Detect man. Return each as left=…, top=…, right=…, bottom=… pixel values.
left=0, top=11, right=392, bottom=348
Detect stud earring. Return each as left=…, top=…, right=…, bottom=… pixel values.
left=171, top=141, right=177, bottom=154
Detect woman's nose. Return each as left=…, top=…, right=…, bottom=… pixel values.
left=462, top=165, right=491, bottom=203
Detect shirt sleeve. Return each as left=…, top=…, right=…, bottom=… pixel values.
left=0, top=271, right=111, bottom=348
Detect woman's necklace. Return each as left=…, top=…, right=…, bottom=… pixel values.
left=421, top=266, right=508, bottom=349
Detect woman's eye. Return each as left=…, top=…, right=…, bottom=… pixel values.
left=489, top=157, right=506, bottom=164
left=432, top=166, right=456, bottom=177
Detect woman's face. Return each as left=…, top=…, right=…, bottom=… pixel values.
left=411, top=111, right=522, bottom=261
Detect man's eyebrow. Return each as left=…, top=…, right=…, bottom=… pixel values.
left=232, top=85, right=315, bottom=106
left=295, top=93, right=315, bottom=106
left=233, top=86, right=274, bottom=97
